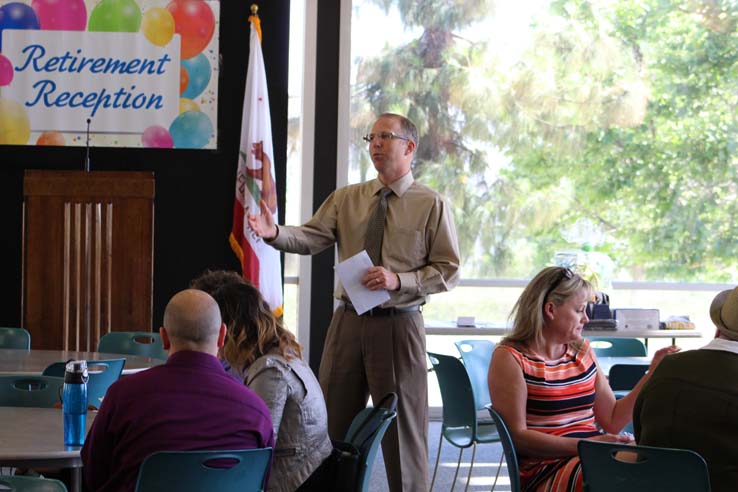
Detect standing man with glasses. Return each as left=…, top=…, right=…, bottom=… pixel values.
left=247, top=113, right=460, bottom=492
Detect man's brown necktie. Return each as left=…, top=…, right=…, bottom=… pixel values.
left=364, top=187, right=392, bottom=265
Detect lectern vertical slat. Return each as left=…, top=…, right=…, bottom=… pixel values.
left=63, top=203, right=71, bottom=352
left=74, top=202, right=82, bottom=352
left=105, top=203, right=113, bottom=336
left=93, top=203, right=101, bottom=350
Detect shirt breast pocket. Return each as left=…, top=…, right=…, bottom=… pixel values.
left=386, top=227, right=425, bottom=264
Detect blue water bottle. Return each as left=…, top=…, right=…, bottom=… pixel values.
left=63, top=360, right=88, bottom=446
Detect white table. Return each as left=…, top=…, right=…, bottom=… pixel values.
left=0, top=349, right=164, bottom=376
left=0, top=406, right=95, bottom=492
left=424, top=321, right=701, bottom=345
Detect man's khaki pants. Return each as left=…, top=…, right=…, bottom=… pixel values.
left=319, top=305, right=429, bottom=492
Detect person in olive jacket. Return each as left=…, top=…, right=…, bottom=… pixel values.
left=634, top=287, right=738, bottom=492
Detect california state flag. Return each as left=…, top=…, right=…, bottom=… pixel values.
left=229, top=12, right=283, bottom=316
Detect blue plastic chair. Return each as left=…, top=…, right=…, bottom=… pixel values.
left=42, top=358, right=125, bottom=408
left=0, top=376, right=63, bottom=407
left=454, top=339, right=494, bottom=410
left=428, top=352, right=501, bottom=492
left=588, top=337, right=647, bottom=357
left=343, top=392, right=398, bottom=492
left=134, top=448, right=273, bottom=492
left=0, top=327, right=31, bottom=350
left=607, top=363, right=649, bottom=434
left=98, top=331, right=168, bottom=360
left=486, top=406, right=521, bottom=492
left=608, top=363, right=649, bottom=395
left=0, top=475, right=68, bottom=491
left=578, top=440, right=711, bottom=491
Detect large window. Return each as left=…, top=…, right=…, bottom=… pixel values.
left=282, top=1, right=307, bottom=337
left=349, top=0, right=737, bottom=328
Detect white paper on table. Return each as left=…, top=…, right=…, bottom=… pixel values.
left=335, top=250, right=390, bottom=315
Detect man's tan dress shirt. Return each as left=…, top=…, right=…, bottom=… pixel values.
left=269, top=172, right=460, bottom=307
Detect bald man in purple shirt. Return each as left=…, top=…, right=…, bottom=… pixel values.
left=81, top=289, right=275, bottom=492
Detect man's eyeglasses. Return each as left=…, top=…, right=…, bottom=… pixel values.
left=362, top=132, right=411, bottom=143
left=543, top=267, right=575, bottom=301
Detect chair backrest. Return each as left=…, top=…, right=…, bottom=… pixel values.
left=454, top=339, right=494, bottom=410
left=486, top=406, right=521, bottom=492
left=134, top=448, right=272, bottom=492
left=0, top=376, right=63, bottom=407
left=588, top=337, right=647, bottom=357
left=608, top=364, right=649, bottom=392
left=0, top=327, right=31, bottom=350
left=98, top=331, right=168, bottom=360
left=344, top=393, right=398, bottom=492
left=427, top=352, right=477, bottom=438
left=0, top=475, right=68, bottom=492
left=578, top=440, right=711, bottom=492
left=42, top=358, right=126, bottom=408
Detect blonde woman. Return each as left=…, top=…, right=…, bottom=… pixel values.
left=212, top=282, right=332, bottom=492
left=488, top=266, right=678, bottom=492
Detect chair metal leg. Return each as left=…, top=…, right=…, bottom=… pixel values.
left=450, top=447, right=463, bottom=492
left=464, top=442, right=477, bottom=492
left=490, top=451, right=504, bottom=492
left=430, top=431, right=444, bottom=492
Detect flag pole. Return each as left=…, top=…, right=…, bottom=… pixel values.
left=250, top=4, right=262, bottom=42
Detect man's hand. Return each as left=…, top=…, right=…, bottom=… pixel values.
left=247, top=199, right=278, bottom=239
left=363, top=266, right=400, bottom=291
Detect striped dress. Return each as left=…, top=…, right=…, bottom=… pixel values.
left=497, top=339, right=601, bottom=492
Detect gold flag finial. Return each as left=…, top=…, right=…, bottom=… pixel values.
left=250, top=4, right=258, bottom=15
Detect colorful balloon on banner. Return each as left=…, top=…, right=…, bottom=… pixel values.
left=142, top=7, right=174, bottom=46
left=179, top=65, right=189, bottom=95
left=0, top=97, right=30, bottom=145
left=37, top=131, right=66, bottom=146
left=169, top=110, right=212, bottom=149
left=0, top=2, right=40, bottom=51
left=0, top=54, right=13, bottom=86
left=88, top=0, right=142, bottom=32
left=142, top=125, right=173, bottom=148
left=181, top=53, right=210, bottom=99
left=31, top=0, right=87, bottom=31
left=166, top=0, right=215, bottom=59
left=179, top=98, right=199, bottom=113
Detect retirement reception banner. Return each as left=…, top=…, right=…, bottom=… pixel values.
left=0, top=0, right=220, bottom=149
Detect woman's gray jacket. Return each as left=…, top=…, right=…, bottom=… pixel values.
left=245, top=353, right=333, bottom=492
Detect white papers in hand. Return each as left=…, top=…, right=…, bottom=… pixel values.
left=335, top=250, right=390, bottom=315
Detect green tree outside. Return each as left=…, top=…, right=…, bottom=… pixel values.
left=351, top=0, right=738, bottom=282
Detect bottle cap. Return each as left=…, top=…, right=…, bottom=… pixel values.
left=64, top=360, right=88, bottom=383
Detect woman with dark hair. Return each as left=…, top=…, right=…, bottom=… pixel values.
left=212, top=282, right=332, bottom=492
left=488, top=266, right=678, bottom=492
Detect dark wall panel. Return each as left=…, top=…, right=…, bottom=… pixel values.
left=309, top=2, right=341, bottom=373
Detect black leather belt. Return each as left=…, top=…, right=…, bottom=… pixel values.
left=343, top=302, right=421, bottom=317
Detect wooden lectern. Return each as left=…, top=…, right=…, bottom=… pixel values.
left=22, top=171, right=155, bottom=351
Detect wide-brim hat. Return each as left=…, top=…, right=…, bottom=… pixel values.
left=710, top=288, right=738, bottom=340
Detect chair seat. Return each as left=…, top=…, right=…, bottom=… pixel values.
left=477, top=420, right=501, bottom=443
left=442, top=421, right=499, bottom=447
